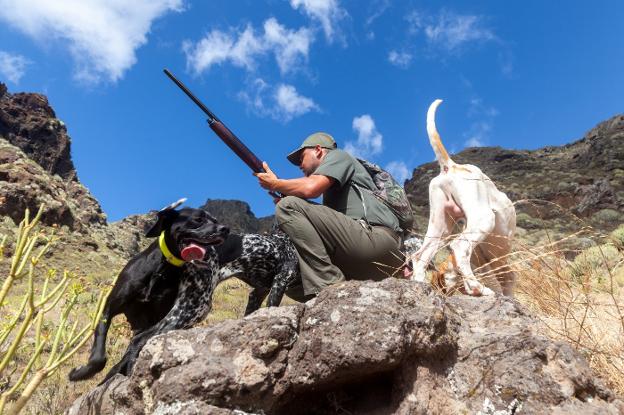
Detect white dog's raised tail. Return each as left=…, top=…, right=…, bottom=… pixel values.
left=427, top=99, right=454, bottom=172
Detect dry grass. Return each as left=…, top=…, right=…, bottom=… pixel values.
left=512, top=229, right=624, bottom=396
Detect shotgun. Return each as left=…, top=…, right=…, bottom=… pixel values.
left=163, top=68, right=281, bottom=199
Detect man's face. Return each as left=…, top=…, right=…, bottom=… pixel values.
left=299, top=146, right=323, bottom=176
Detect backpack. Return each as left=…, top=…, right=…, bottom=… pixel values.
left=355, top=158, right=414, bottom=232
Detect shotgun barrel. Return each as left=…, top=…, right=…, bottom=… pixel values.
left=164, top=69, right=281, bottom=198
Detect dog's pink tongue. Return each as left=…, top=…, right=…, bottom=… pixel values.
left=180, top=243, right=206, bottom=261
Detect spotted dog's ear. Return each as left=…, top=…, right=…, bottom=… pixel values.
left=145, top=198, right=187, bottom=237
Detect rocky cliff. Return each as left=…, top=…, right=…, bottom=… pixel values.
left=0, top=83, right=106, bottom=231
left=0, top=83, right=75, bottom=180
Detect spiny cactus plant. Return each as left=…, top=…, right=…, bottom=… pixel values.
left=0, top=206, right=112, bottom=415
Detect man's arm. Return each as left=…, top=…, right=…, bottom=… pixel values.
left=255, top=162, right=334, bottom=199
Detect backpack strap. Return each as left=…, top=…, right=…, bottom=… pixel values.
left=351, top=182, right=370, bottom=226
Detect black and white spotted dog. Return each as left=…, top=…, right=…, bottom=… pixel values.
left=99, top=230, right=301, bottom=383
left=215, top=230, right=301, bottom=316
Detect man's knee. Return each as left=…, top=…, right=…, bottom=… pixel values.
left=275, top=196, right=308, bottom=222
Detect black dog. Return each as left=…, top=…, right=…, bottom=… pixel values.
left=68, top=199, right=228, bottom=383
left=215, top=231, right=301, bottom=316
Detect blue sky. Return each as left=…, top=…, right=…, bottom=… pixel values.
left=1, top=1, right=623, bottom=222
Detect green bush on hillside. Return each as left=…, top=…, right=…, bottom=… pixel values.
left=569, top=242, right=624, bottom=289
left=0, top=206, right=111, bottom=415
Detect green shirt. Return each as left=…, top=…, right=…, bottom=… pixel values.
left=313, top=149, right=400, bottom=232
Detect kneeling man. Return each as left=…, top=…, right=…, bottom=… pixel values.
left=255, top=132, right=403, bottom=301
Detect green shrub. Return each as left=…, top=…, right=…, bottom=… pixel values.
left=593, top=209, right=622, bottom=224
left=569, top=243, right=624, bottom=288
left=0, top=206, right=111, bottom=415
left=609, top=224, right=624, bottom=250
left=516, top=212, right=542, bottom=230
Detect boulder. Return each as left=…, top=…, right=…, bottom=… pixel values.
left=67, top=279, right=623, bottom=415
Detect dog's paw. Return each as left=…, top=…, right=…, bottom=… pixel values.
left=410, top=268, right=427, bottom=283
left=464, top=281, right=494, bottom=297
left=68, top=358, right=107, bottom=381
left=481, top=286, right=495, bottom=296
left=68, top=366, right=88, bottom=381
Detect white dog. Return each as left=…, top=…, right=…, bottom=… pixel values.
left=408, top=99, right=516, bottom=296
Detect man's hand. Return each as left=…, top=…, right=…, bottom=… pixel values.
left=254, top=162, right=279, bottom=192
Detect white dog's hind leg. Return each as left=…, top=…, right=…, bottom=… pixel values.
left=481, top=233, right=516, bottom=297
left=411, top=185, right=452, bottom=282
left=450, top=209, right=496, bottom=296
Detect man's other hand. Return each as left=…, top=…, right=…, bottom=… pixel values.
left=254, top=161, right=279, bottom=192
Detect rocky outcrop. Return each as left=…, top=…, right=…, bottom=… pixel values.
left=0, top=138, right=106, bottom=230
left=202, top=199, right=275, bottom=234
left=101, top=212, right=156, bottom=258
left=68, top=279, right=623, bottom=415
left=0, top=83, right=107, bottom=231
left=405, top=114, right=624, bottom=237
left=0, top=83, right=76, bottom=180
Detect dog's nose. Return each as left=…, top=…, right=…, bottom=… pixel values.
left=218, top=225, right=229, bottom=236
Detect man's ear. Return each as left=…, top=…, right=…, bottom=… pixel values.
left=145, top=198, right=186, bottom=237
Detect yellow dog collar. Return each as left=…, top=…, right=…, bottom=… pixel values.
left=159, top=231, right=185, bottom=267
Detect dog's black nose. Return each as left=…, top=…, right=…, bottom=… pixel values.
left=218, top=225, right=229, bottom=236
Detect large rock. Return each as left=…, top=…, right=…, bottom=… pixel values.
left=0, top=138, right=106, bottom=230
left=0, top=83, right=107, bottom=231
left=68, top=279, right=623, bottom=415
left=0, top=84, right=76, bottom=180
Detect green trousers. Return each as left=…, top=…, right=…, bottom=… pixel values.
left=275, top=196, right=403, bottom=300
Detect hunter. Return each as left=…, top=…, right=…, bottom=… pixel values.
left=255, top=132, right=403, bottom=301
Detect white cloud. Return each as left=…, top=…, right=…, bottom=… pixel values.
left=0, top=51, right=29, bottom=84
left=464, top=96, right=498, bottom=147
left=0, top=0, right=184, bottom=84
left=465, top=136, right=484, bottom=147
left=289, top=0, right=347, bottom=43
left=238, top=78, right=271, bottom=114
left=275, top=84, right=319, bottom=121
left=385, top=160, right=410, bottom=184
left=398, top=9, right=496, bottom=62
left=345, top=114, right=383, bottom=159
left=405, top=10, right=424, bottom=35
left=388, top=50, right=412, bottom=69
left=238, top=79, right=319, bottom=123
left=184, top=18, right=312, bottom=75
left=183, top=25, right=263, bottom=73
left=365, top=0, right=390, bottom=26
left=463, top=121, right=491, bottom=148
left=263, top=18, right=313, bottom=74
left=468, top=98, right=499, bottom=118
left=498, top=49, right=514, bottom=77
left=423, top=10, right=495, bottom=53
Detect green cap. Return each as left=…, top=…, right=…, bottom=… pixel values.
left=287, top=132, right=337, bottom=165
